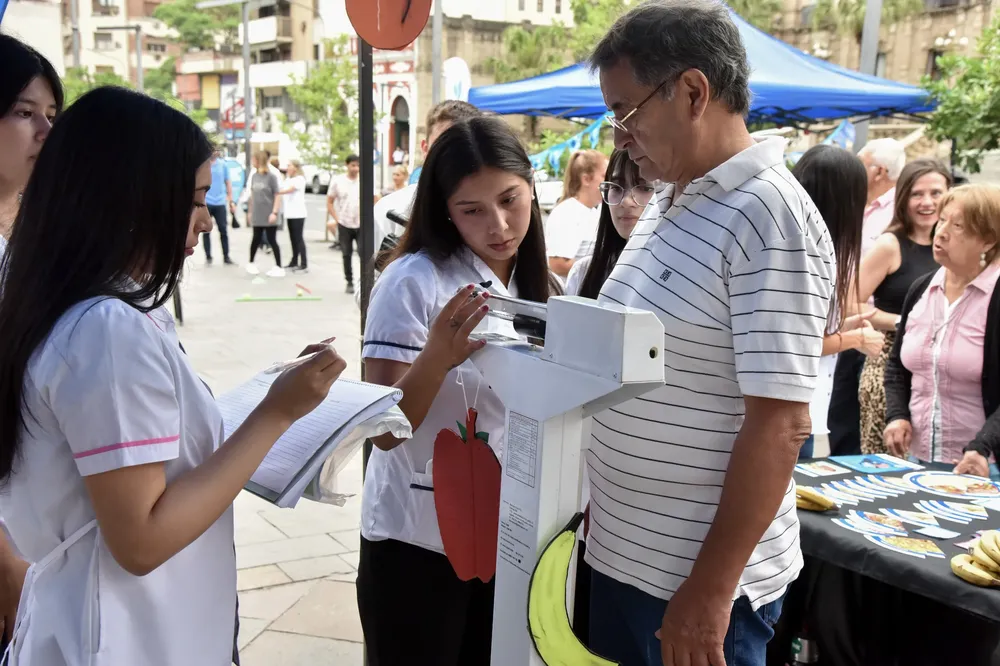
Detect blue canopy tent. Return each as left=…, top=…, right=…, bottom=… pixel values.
left=469, top=11, right=933, bottom=125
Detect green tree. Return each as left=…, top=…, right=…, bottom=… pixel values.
left=727, top=0, right=784, bottom=32
left=153, top=0, right=239, bottom=50
left=567, top=0, right=628, bottom=61
left=62, top=67, right=132, bottom=106
left=486, top=24, right=570, bottom=84
left=924, top=16, right=1000, bottom=173
left=283, top=36, right=358, bottom=172
left=811, top=0, right=923, bottom=40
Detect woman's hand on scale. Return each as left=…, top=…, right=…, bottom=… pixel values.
left=424, top=285, right=490, bottom=371
left=260, top=337, right=347, bottom=425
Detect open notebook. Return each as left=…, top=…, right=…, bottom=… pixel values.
left=218, top=373, right=402, bottom=508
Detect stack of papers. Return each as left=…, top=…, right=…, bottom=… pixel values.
left=218, top=373, right=403, bottom=507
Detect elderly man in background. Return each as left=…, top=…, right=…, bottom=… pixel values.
left=826, top=137, right=906, bottom=456
left=586, top=2, right=834, bottom=665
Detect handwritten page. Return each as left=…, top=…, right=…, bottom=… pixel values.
left=218, top=373, right=402, bottom=507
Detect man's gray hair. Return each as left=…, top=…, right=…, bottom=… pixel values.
left=857, top=138, right=907, bottom=181
left=589, top=0, right=752, bottom=116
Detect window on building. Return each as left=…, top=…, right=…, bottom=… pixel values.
left=875, top=52, right=887, bottom=78
left=262, top=94, right=284, bottom=109
left=518, top=0, right=525, bottom=9
left=537, top=0, right=543, bottom=10
left=555, top=0, right=561, bottom=11
left=147, top=42, right=167, bottom=53
left=91, top=0, right=118, bottom=15
left=94, top=32, right=114, bottom=51
left=313, top=44, right=320, bottom=60
left=926, top=49, right=944, bottom=79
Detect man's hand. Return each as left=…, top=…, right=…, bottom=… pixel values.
left=656, top=579, right=730, bottom=666
left=883, top=419, right=912, bottom=457
left=955, top=451, right=990, bottom=478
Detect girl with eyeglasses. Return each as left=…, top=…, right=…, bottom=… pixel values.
left=566, top=149, right=653, bottom=297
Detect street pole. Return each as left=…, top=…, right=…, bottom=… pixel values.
left=70, top=0, right=81, bottom=67
left=431, top=0, right=443, bottom=104
left=135, top=26, right=144, bottom=92
left=241, top=0, right=253, bottom=179
left=853, top=0, right=883, bottom=151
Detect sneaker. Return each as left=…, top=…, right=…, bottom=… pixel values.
left=295, top=267, right=309, bottom=274
left=223, top=257, right=234, bottom=265
left=266, top=266, right=286, bottom=278
left=345, top=283, right=355, bottom=294
left=205, top=256, right=213, bottom=265
left=245, top=263, right=260, bottom=275
left=285, top=263, right=299, bottom=270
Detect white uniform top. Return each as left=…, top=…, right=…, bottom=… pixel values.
left=545, top=197, right=599, bottom=261
left=373, top=184, right=415, bottom=253
left=360, top=248, right=515, bottom=554
left=564, top=255, right=593, bottom=297
left=1, top=297, right=236, bottom=665
left=282, top=174, right=308, bottom=219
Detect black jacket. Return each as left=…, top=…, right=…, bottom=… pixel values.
left=884, top=269, right=1000, bottom=461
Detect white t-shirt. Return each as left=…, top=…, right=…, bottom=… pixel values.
left=809, top=266, right=840, bottom=437
left=0, top=234, right=7, bottom=262
left=373, top=183, right=415, bottom=253
left=360, top=248, right=518, bottom=553
left=282, top=175, right=308, bottom=219
left=564, top=255, right=593, bottom=297
left=588, top=137, right=834, bottom=610
left=1, top=297, right=236, bottom=665
left=545, top=197, right=600, bottom=261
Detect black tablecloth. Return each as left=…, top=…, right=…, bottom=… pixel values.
left=794, top=465, right=1000, bottom=622
left=768, top=463, right=1000, bottom=666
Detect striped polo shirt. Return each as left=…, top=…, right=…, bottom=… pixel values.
left=585, top=137, right=834, bottom=610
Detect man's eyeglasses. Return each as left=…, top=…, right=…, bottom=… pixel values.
left=600, top=181, right=656, bottom=207
left=605, top=80, right=669, bottom=132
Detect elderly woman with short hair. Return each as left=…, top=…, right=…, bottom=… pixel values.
left=884, top=184, right=1000, bottom=476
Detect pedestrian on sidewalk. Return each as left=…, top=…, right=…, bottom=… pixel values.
left=327, top=154, right=361, bottom=293
left=0, top=86, right=347, bottom=666
left=203, top=149, right=234, bottom=265
left=281, top=159, right=308, bottom=272
left=246, top=150, right=285, bottom=277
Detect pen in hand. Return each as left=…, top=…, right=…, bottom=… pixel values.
left=264, top=338, right=336, bottom=375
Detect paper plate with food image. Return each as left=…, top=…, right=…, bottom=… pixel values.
left=848, top=510, right=907, bottom=534
left=865, top=534, right=945, bottom=559
left=904, top=471, right=1000, bottom=499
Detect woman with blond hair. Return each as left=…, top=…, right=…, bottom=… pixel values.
left=884, top=184, right=1000, bottom=475
left=544, top=149, right=607, bottom=280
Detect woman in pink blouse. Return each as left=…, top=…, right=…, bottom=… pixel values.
left=883, top=184, right=1000, bottom=474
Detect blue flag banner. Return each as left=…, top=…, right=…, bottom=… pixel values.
left=0, top=0, right=9, bottom=24
left=530, top=114, right=608, bottom=176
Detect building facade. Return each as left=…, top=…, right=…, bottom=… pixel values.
left=3, top=0, right=67, bottom=74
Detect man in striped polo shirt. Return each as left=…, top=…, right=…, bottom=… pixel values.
left=585, top=2, right=834, bottom=665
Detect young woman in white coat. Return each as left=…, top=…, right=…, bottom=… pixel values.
left=0, top=87, right=355, bottom=666
left=358, top=115, right=561, bottom=665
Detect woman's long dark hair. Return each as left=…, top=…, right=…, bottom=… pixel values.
left=1, top=34, right=64, bottom=116
left=389, top=116, right=557, bottom=302
left=885, top=158, right=952, bottom=238
left=0, top=87, right=213, bottom=481
left=792, top=145, right=867, bottom=330
left=578, top=149, right=641, bottom=299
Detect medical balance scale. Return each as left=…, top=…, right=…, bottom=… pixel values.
left=470, top=291, right=666, bottom=666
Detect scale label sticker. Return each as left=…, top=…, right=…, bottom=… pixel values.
left=497, top=499, right=535, bottom=576
left=506, top=411, right=539, bottom=488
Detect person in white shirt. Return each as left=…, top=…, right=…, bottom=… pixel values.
left=358, top=116, right=560, bottom=666
left=545, top=149, right=607, bottom=280
left=590, top=2, right=834, bottom=664
left=790, top=145, right=886, bottom=458
left=0, top=35, right=63, bottom=644
left=565, top=149, right=653, bottom=297
left=327, top=154, right=362, bottom=293
left=0, top=87, right=347, bottom=666
left=279, top=160, right=309, bottom=272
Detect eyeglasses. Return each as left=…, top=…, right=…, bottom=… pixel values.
left=600, top=181, right=656, bottom=207
left=605, top=80, right=669, bottom=132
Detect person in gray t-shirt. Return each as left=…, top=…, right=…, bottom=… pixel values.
left=246, top=151, right=284, bottom=276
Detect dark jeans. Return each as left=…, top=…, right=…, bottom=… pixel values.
left=357, top=537, right=494, bottom=666
left=827, top=349, right=866, bottom=456
left=286, top=217, right=307, bottom=268
left=339, top=225, right=359, bottom=285
left=798, top=434, right=815, bottom=459
left=589, top=569, right=784, bottom=666
left=249, top=226, right=281, bottom=266
left=204, top=204, right=230, bottom=260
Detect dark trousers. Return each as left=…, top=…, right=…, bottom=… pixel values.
left=827, top=349, right=866, bottom=457
left=249, top=226, right=281, bottom=266
left=204, top=204, right=230, bottom=260
left=339, top=225, right=359, bottom=285
left=286, top=217, right=307, bottom=268
left=357, top=537, right=494, bottom=666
